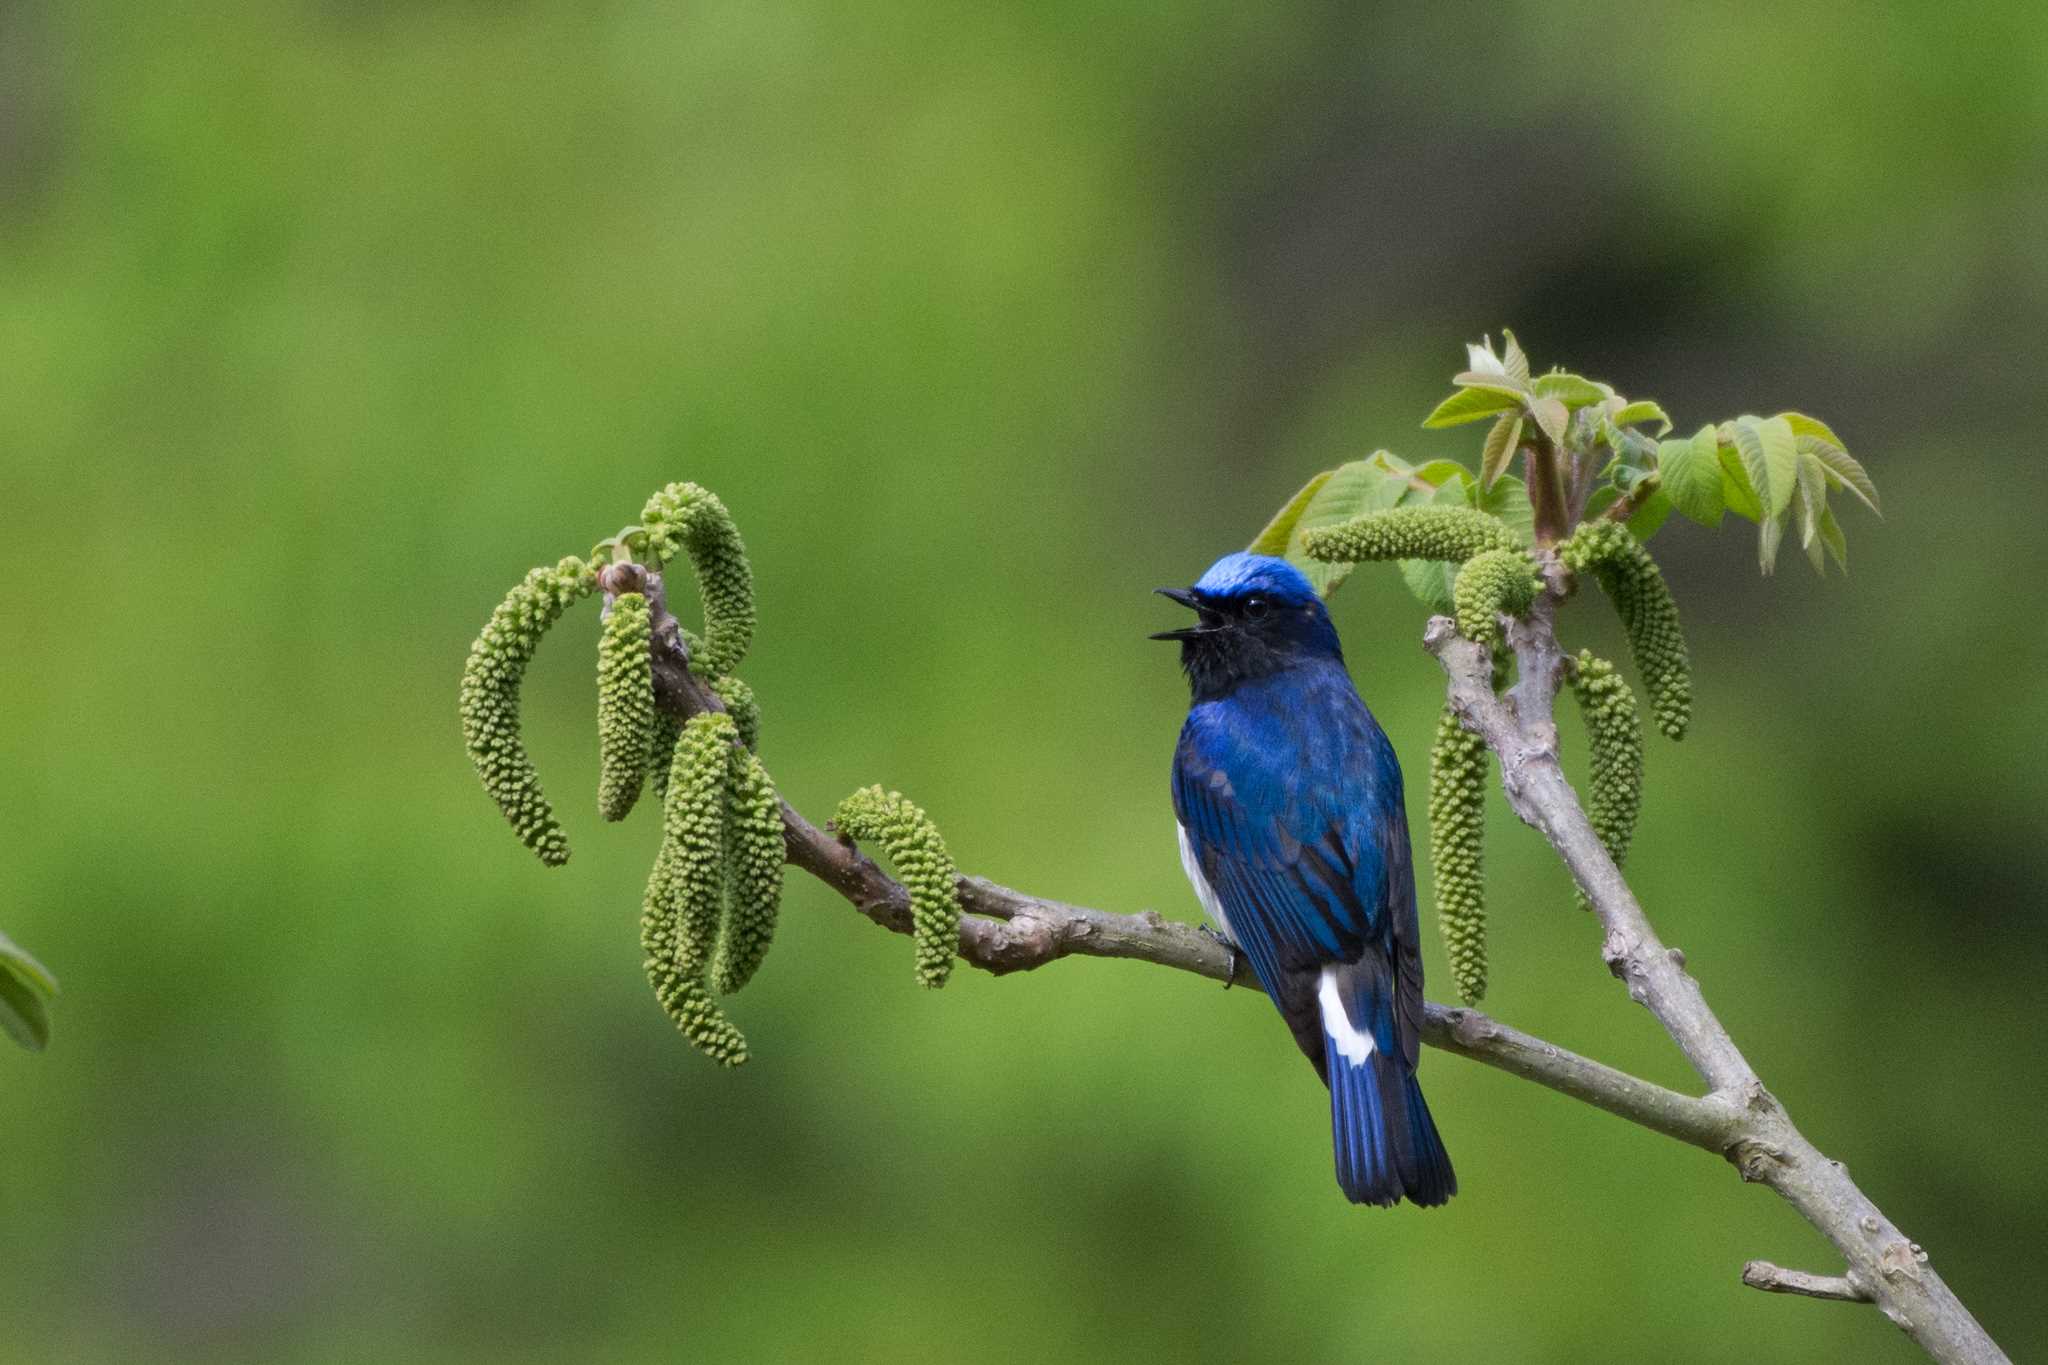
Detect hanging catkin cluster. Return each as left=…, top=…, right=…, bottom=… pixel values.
left=1558, top=521, right=1692, bottom=741
left=1452, top=547, right=1542, bottom=650
left=597, top=592, right=656, bottom=822
left=462, top=482, right=968, bottom=1065
left=834, top=786, right=963, bottom=990
left=640, top=482, right=754, bottom=680
left=642, top=713, right=751, bottom=1066
left=1428, top=707, right=1489, bottom=1005
left=1569, top=650, right=1643, bottom=910
left=459, top=555, right=599, bottom=865
left=1303, top=505, right=1520, bottom=566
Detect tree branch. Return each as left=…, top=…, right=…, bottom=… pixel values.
left=1744, top=1261, right=1875, bottom=1303
left=1425, top=563, right=2007, bottom=1365
left=627, top=563, right=2007, bottom=1365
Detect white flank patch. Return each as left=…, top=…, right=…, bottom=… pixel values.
left=1176, top=822, right=1235, bottom=945
left=1318, top=967, right=1377, bottom=1065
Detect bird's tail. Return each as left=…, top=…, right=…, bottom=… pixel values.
left=1321, top=966, right=1456, bottom=1207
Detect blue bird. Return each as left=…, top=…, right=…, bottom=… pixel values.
left=1154, top=552, right=1454, bottom=1207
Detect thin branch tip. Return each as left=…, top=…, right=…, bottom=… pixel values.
left=1743, top=1261, right=1873, bottom=1303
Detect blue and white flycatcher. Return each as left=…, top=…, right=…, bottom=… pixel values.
left=1155, top=552, right=1455, bottom=1207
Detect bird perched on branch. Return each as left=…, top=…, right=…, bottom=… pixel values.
left=1155, top=552, right=1454, bottom=1207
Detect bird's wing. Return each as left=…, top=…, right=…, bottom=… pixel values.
left=1173, top=690, right=1423, bottom=1067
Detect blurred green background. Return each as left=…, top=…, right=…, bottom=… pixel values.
left=4, top=2, right=2044, bottom=1361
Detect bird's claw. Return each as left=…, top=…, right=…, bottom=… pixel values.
left=1198, top=925, right=1241, bottom=988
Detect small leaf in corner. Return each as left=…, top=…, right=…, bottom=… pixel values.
left=1248, top=469, right=1333, bottom=556
left=1501, top=329, right=1531, bottom=386
left=1532, top=372, right=1608, bottom=409
left=1427, top=385, right=1522, bottom=427
left=1626, top=487, right=1673, bottom=542
left=1818, top=503, right=1848, bottom=572
left=1479, top=413, right=1523, bottom=490
left=1528, top=396, right=1569, bottom=446
left=1611, top=399, right=1673, bottom=436
left=1658, top=426, right=1725, bottom=527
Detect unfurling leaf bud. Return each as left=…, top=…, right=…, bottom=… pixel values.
left=1557, top=522, right=1692, bottom=740
left=639, top=482, right=754, bottom=680
left=1452, top=547, right=1541, bottom=650
left=642, top=712, right=749, bottom=1065
left=713, top=745, right=783, bottom=995
left=712, top=674, right=761, bottom=753
left=833, top=785, right=962, bottom=989
left=458, top=556, right=598, bottom=865
left=1570, top=651, right=1644, bottom=911
left=1304, top=506, right=1520, bottom=567
left=596, top=592, right=656, bottom=822
left=1428, top=706, right=1489, bottom=1005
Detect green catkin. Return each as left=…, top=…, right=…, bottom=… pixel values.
left=1557, top=522, right=1692, bottom=741
left=647, top=711, right=684, bottom=803
left=713, top=745, right=783, bottom=995
left=459, top=556, right=598, bottom=865
left=711, top=674, right=761, bottom=752
left=646, top=627, right=706, bottom=804
left=639, top=482, right=755, bottom=680
left=1570, top=651, right=1644, bottom=911
left=1429, top=707, right=1489, bottom=1005
left=1303, top=505, right=1520, bottom=566
left=1452, top=547, right=1542, bottom=650
left=643, top=712, right=749, bottom=1065
left=833, top=786, right=962, bottom=989
left=596, top=593, right=656, bottom=822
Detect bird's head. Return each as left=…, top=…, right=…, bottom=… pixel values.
left=1152, top=552, right=1343, bottom=697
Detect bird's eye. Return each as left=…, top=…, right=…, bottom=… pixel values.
left=1243, top=596, right=1270, bottom=620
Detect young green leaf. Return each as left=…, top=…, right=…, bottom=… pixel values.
left=1470, top=473, right=1533, bottom=546
left=1758, top=501, right=1786, bottom=574
left=1612, top=400, right=1672, bottom=435
left=1657, top=426, right=1726, bottom=527
left=1818, top=503, right=1848, bottom=572
left=1794, top=450, right=1828, bottom=548
left=1501, top=330, right=1531, bottom=387
left=1716, top=441, right=1766, bottom=522
left=1779, top=411, right=1849, bottom=450
left=1480, top=413, right=1523, bottom=490
left=0, top=972, right=50, bottom=1051
left=1528, top=396, right=1569, bottom=447
left=1264, top=456, right=1413, bottom=597
left=1626, top=487, right=1673, bottom=542
left=1532, top=372, right=1607, bottom=409
left=1426, top=385, right=1523, bottom=428
left=1727, top=415, right=1798, bottom=518
left=1248, top=470, right=1334, bottom=556
left=0, top=930, right=56, bottom=1052
left=1412, top=459, right=1474, bottom=488
left=1795, top=433, right=1882, bottom=515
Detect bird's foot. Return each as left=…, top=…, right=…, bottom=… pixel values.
left=1198, top=925, right=1241, bottom=988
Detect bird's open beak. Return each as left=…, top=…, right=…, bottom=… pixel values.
left=1151, top=586, right=1220, bottom=641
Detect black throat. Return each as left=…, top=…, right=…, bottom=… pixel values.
left=1180, top=628, right=1297, bottom=702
